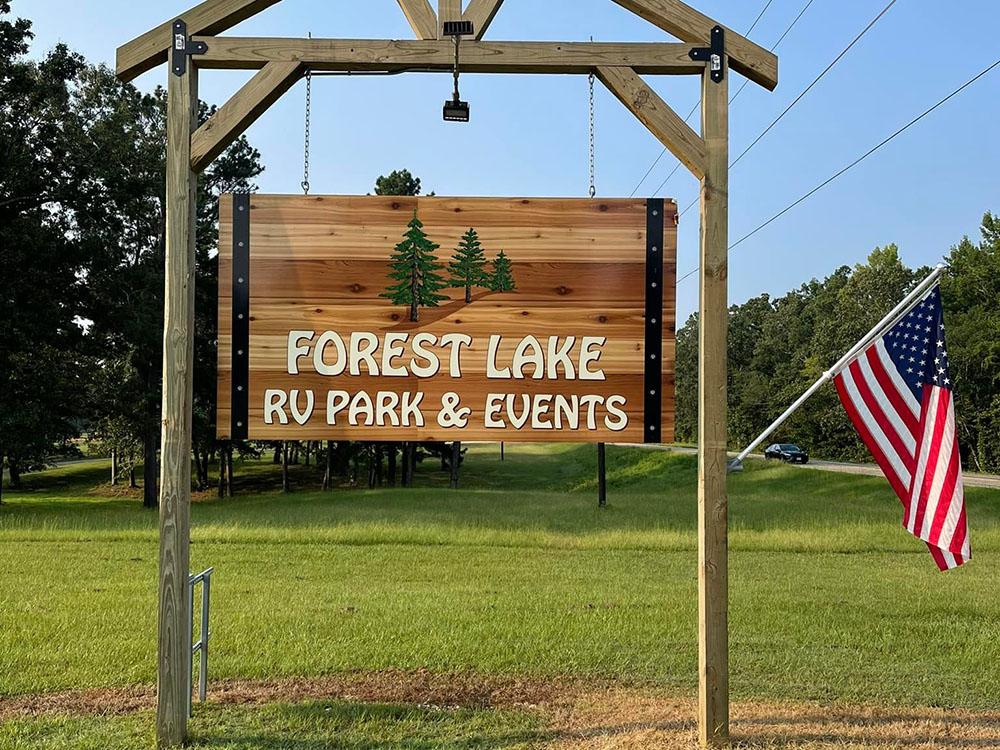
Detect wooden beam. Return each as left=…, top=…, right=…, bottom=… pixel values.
left=193, top=37, right=705, bottom=75
left=596, top=66, right=706, bottom=180
left=464, top=0, right=505, bottom=39
left=396, top=0, right=438, bottom=40
left=116, top=0, right=280, bottom=82
left=438, top=0, right=462, bottom=37
left=697, top=57, right=729, bottom=749
left=611, top=0, right=778, bottom=90
left=191, top=61, right=302, bottom=172
left=158, top=63, right=199, bottom=747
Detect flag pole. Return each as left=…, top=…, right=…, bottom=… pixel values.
left=728, top=264, right=946, bottom=472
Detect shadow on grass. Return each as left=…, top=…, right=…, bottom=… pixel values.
left=186, top=700, right=556, bottom=749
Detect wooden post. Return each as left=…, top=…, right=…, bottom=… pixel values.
left=597, top=443, right=607, bottom=508
left=438, top=0, right=461, bottom=35
left=697, top=54, right=730, bottom=748
left=157, top=49, right=198, bottom=748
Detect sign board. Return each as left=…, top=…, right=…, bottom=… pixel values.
left=217, top=195, right=676, bottom=443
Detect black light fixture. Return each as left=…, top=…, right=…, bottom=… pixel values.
left=443, top=20, right=475, bottom=122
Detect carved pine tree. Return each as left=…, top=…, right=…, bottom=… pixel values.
left=488, top=250, right=517, bottom=293
left=382, top=213, right=449, bottom=322
left=448, top=228, right=490, bottom=303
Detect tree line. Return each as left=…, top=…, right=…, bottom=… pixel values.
left=0, top=3, right=464, bottom=504
left=2, top=3, right=997, bottom=506
left=674, top=224, right=1000, bottom=473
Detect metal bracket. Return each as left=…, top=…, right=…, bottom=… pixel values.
left=644, top=199, right=665, bottom=444
left=688, top=25, right=725, bottom=83
left=171, top=19, right=208, bottom=77
left=442, top=20, right=475, bottom=37
left=231, top=194, right=251, bottom=441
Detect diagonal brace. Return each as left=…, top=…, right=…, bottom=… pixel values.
left=396, top=0, right=439, bottom=40
left=596, top=66, right=707, bottom=180
left=191, top=61, right=302, bottom=172
left=464, top=0, right=505, bottom=39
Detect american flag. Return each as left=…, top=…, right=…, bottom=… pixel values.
left=833, top=283, right=970, bottom=570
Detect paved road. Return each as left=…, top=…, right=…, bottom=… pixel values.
left=636, top=445, right=1000, bottom=490
left=793, top=457, right=1000, bottom=490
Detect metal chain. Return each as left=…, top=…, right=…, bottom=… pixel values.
left=588, top=37, right=596, bottom=199
left=301, top=35, right=312, bottom=196
left=301, top=68, right=312, bottom=195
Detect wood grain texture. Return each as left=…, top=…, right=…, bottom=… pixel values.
left=158, top=64, right=198, bottom=748
left=464, top=0, right=506, bottom=39
left=596, top=66, right=707, bottom=180
left=216, top=196, right=676, bottom=443
left=191, top=61, right=302, bottom=172
left=115, top=0, right=280, bottom=82
left=438, top=0, right=462, bottom=37
left=697, top=64, right=729, bottom=749
left=396, top=0, right=438, bottom=40
left=192, top=37, right=705, bottom=75
left=611, top=0, right=778, bottom=90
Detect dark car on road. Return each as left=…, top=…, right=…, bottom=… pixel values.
left=764, top=443, right=810, bottom=464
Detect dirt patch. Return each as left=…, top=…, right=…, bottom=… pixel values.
left=3, top=673, right=1000, bottom=749
left=546, top=689, right=1000, bottom=749
left=0, top=670, right=573, bottom=721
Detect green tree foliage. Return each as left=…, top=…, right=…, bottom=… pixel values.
left=675, top=231, right=1000, bottom=472
left=488, top=250, right=517, bottom=293
left=62, top=65, right=263, bottom=505
left=449, top=228, right=489, bottom=303
left=0, top=4, right=88, bottom=495
left=941, top=213, right=1000, bottom=472
left=383, top=214, right=449, bottom=322
left=0, top=3, right=264, bottom=501
left=374, top=169, right=422, bottom=197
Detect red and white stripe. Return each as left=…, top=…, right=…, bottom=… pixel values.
left=833, top=341, right=970, bottom=570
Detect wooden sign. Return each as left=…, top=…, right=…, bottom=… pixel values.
left=217, top=195, right=676, bottom=443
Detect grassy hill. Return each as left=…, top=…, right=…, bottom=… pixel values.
left=1, top=444, right=998, bottom=748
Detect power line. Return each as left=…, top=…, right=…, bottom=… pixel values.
left=729, top=0, right=817, bottom=106
left=630, top=0, right=816, bottom=198
left=676, top=0, right=901, bottom=219
left=729, top=0, right=899, bottom=171
left=627, top=0, right=777, bottom=198
left=674, top=57, right=1000, bottom=285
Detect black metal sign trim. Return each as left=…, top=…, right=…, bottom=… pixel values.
left=231, top=194, right=251, bottom=441
left=644, top=198, right=665, bottom=444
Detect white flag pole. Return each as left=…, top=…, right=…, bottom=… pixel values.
left=728, top=264, right=946, bottom=472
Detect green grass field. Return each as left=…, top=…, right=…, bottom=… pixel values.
left=1, top=444, right=998, bottom=748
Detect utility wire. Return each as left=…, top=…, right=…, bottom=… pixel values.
left=729, top=0, right=817, bottom=106
left=627, top=0, right=777, bottom=197
left=676, top=0, right=900, bottom=218
left=730, top=0, right=899, bottom=170
left=674, top=57, right=1000, bottom=285
left=631, top=0, right=816, bottom=198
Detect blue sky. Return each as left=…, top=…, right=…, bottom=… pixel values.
left=23, top=0, right=1000, bottom=320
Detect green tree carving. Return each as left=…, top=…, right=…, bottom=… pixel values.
left=449, top=228, right=490, bottom=303
left=488, top=250, right=517, bottom=293
left=382, top=213, right=449, bottom=322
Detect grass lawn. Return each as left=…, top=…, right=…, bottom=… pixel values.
left=1, top=444, right=998, bottom=748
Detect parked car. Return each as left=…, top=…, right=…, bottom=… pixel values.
left=764, top=443, right=810, bottom=464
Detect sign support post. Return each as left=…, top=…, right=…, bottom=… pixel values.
left=115, top=3, right=775, bottom=747
left=697, top=46, right=730, bottom=748
left=157, top=32, right=198, bottom=748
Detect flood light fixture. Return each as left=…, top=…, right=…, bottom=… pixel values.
left=443, top=96, right=470, bottom=122
left=442, top=21, right=475, bottom=123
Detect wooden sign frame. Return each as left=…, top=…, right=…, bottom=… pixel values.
left=216, top=194, right=677, bottom=444
left=115, top=1, right=778, bottom=746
